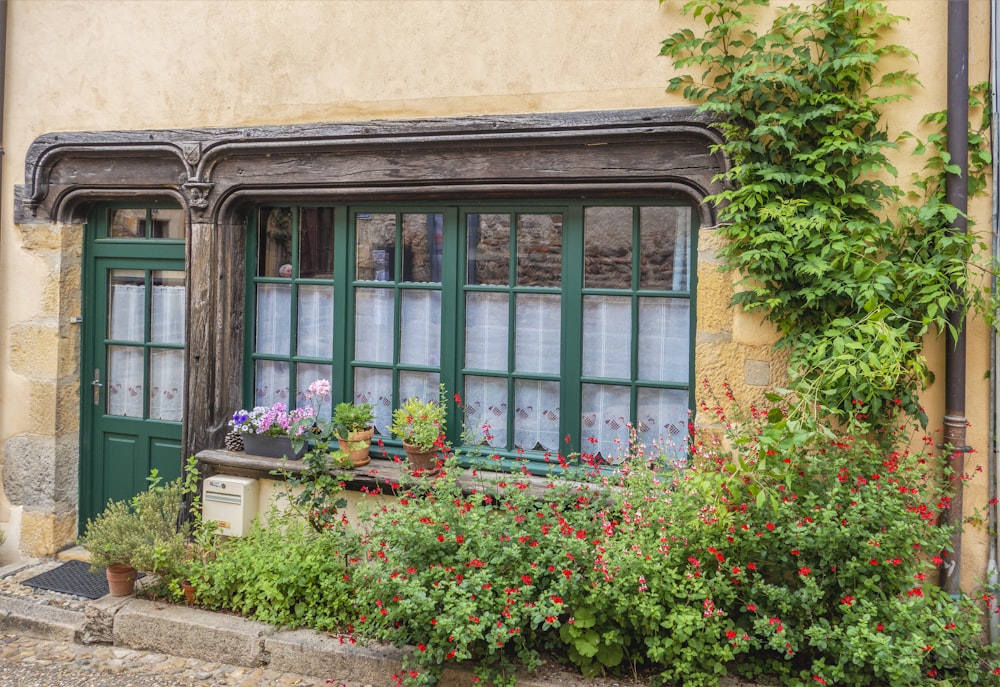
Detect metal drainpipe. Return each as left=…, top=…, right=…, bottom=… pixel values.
left=988, top=0, right=1000, bottom=643
left=941, top=0, right=970, bottom=597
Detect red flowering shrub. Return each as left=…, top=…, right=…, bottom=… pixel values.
left=352, top=458, right=602, bottom=687
left=583, top=391, right=994, bottom=686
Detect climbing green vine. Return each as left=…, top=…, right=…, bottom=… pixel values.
left=660, top=0, right=992, bottom=428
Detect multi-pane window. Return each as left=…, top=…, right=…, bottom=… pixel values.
left=245, top=202, right=694, bottom=471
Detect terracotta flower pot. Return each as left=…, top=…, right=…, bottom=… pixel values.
left=106, top=564, right=138, bottom=597
left=402, top=442, right=439, bottom=475
left=181, top=580, right=196, bottom=604
left=337, top=427, right=374, bottom=467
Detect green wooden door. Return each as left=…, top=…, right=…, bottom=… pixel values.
left=80, top=206, right=186, bottom=527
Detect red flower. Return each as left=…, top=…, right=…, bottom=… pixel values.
left=798, top=567, right=811, bottom=577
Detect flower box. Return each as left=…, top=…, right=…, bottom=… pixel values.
left=241, top=434, right=306, bottom=460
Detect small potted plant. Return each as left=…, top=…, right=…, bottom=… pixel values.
left=230, top=401, right=316, bottom=459
left=333, top=401, right=376, bottom=466
left=78, top=470, right=189, bottom=596
left=391, top=389, right=447, bottom=474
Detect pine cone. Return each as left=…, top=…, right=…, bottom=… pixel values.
left=224, top=432, right=244, bottom=452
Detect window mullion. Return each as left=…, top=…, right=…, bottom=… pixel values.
left=332, top=206, right=351, bottom=405
left=439, top=207, right=461, bottom=444
left=560, top=204, right=584, bottom=459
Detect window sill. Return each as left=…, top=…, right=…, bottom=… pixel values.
left=194, top=448, right=602, bottom=499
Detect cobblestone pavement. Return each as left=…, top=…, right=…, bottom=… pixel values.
left=0, top=634, right=343, bottom=686
left=0, top=559, right=359, bottom=687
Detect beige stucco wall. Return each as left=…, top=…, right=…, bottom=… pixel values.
left=0, top=0, right=995, bottom=591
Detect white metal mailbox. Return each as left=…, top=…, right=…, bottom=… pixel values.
left=202, top=475, right=259, bottom=537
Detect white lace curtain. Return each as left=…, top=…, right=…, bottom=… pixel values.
left=108, top=283, right=185, bottom=421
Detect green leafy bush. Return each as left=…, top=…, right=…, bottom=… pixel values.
left=193, top=511, right=357, bottom=631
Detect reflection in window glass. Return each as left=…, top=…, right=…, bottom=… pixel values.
left=516, top=214, right=562, bottom=287
left=356, top=213, right=396, bottom=281
left=640, top=206, right=691, bottom=291
left=299, top=207, right=335, bottom=278
left=584, top=207, right=633, bottom=289
left=467, top=214, right=510, bottom=286
left=403, top=213, right=444, bottom=284
left=110, top=208, right=185, bottom=239
left=258, top=207, right=295, bottom=277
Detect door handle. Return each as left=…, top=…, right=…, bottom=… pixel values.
left=92, top=368, right=103, bottom=406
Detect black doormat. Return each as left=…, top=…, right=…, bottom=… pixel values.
left=21, top=560, right=120, bottom=599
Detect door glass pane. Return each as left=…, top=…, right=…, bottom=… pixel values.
left=514, top=293, right=560, bottom=374
left=109, top=270, right=145, bottom=341
left=355, top=368, right=393, bottom=435
left=638, top=298, right=689, bottom=383
left=463, top=376, right=508, bottom=447
left=150, top=271, right=185, bottom=345
left=258, top=207, right=295, bottom=277
left=256, top=284, right=291, bottom=355
left=107, top=345, right=144, bottom=417
left=400, top=290, right=441, bottom=366
left=465, top=292, right=509, bottom=371
left=110, top=209, right=146, bottom=239
left=467, top=213, right=510, bottom=286
left=403, top=213, right=444, bottom=284
left=637, top=387, right=689, bottom=461
left=581, top=383, right=630, bottom=464
left=516, top=214, right=562, bottom=287
left=583, top=295, right=631, bottom=379
left=514, top=379, right=560, bottom=451
left=640, top=206, right=691, bottom=291
left=297, top=285, right=333, bottom=358
left=299, top=207, right=335, bottom=278
left=254, top=360, right=290, bottom=407
left=356, top=213, right=396, bottom=281
left=584, top=207, right=633, bottom=289
left=355, top=288, right=394, bottom=363
left=149, top=348, right=184, bottom=421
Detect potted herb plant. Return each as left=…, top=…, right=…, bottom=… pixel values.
left=391, top=390, right=447, bottom=474
left=333, top=401, right=375, bottom=467
left=78, top=470, right=189, bottom=596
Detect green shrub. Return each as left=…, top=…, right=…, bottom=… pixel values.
left=193, top=510, right=357, bottom=631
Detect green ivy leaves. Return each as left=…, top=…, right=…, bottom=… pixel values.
left=661, top=0, right=991, bottom=428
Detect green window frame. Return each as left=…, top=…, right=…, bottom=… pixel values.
left=244, top=200, right=696, bottom=473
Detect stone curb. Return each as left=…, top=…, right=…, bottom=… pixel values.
left=0, top=594, right=85, bottom=643
left=0, top=584, right=762, bottom=687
